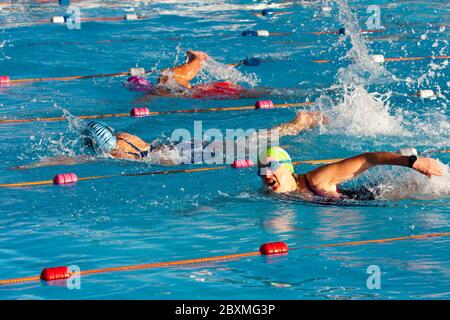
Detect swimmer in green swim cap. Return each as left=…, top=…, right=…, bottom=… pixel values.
left=258, top=147, right=445, bottom=199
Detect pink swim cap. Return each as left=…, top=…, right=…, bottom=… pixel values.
left=124, top=76, right=154, bottom=92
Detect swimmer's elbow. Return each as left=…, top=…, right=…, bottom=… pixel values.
left=362, top=152, right=376, bottom=164
left=10, top=165, right=30, bottom=171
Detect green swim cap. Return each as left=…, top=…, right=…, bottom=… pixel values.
left=258, top=146, right=294, bottom=173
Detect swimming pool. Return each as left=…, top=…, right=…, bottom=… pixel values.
left=0, top=0, right=449, bottom=299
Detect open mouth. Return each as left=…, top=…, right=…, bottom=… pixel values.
left=265, top=177, right=278, bottom=190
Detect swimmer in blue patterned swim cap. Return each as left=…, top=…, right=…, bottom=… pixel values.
left=14, top=112, right=327, bottom=169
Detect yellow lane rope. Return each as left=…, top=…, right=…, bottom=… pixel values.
left=0, top=102, right=314, bottom=125
left=1, top=231, right=449, bottom=286
left=313, top=55, right=449, bottom=63
left=1, top=150, right=448, bottom=188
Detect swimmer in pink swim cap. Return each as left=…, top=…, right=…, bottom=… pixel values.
left=126, top=51, right=209, bottom=92
left=158, top=50, right=210, bottom=89
left=126, top=50, right=267, bottom=100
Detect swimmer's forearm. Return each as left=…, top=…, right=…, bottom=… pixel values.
left=364, top=152, right=409, bottom=167
left=270, top=111, right=323, bottom=137
left=306, top=152, right=408, bottom=188
left=12, top=155, right=97, bottom=170
left=308, top=152, right=443, bottom=189
left=269, top=123, right=299, bottom=136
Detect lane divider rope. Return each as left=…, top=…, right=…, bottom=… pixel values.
left=313, top=55, right=450, bottom=64
left=0, top=13, right=153, bottom=28
left=2, top=54, right=440, bottom=84
left=1, top=149, right=448, bottom=189
left=0, top=70, right=140, bottom=84
left=1, top=232, right=449, bottom=286
left=0, top=101, right=314, bottom=125
left=0, top=59, right=250, bottom=85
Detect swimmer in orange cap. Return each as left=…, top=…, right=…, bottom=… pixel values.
left=158, top=50, right=210, bottom=89
left=14, top=112, right=327, bottom=169
left=125, top=50, right=266, bottom=100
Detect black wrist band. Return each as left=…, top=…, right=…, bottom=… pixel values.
left=408, top=155, right=418, bottom=168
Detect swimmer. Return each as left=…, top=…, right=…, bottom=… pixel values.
left=14, top=111, right=327, bottom=169
left=13, top=121, right=154, bottom=169
left=126, top=50, right=268, bottom=100
left=257, top=146, right=445, bottom=201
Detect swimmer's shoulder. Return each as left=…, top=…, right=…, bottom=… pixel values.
left=115, top=132, right=148, bottom=145
left=115, top=132, right=135, bottom=140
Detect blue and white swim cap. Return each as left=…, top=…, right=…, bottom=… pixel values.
left=82, top=121, right=117, bottom=153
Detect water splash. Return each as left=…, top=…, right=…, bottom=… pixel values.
left=315, top=1, right=449, bottom=199
left=200, top=58, right=260, bottom=87
left=324, top=0, right=449, bottom=143
left=335, top=0, right=391, bottom=86
left=26, top=106, right=96, bottom=161
left=327, top=86, right=407, bottom=136
left=315, top=1, right=404, bottom=137
left=362, top=163, right=450, bottom=201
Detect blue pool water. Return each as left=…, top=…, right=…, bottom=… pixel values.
left=0, top=0, right=449, bottom=299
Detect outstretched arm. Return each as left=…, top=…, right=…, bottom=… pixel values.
left=11, top=155, right=97, bottom=170
left=158, top=51, right=209, bottom=88
left=269, top=111, right=328, bottom=137
left=306, top=152, right=445, bottom=194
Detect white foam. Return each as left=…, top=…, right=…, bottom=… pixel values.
left=320, top=1, right=406, bottom=137
left=374, top=164, right=450, bottom=200
left=326, top=86, right=407, bottom=136
left=370, top=54, right=385, bottom=63
left=335, top=0, right=391, bottom=86
left=200, top=58, right=259, bottom=87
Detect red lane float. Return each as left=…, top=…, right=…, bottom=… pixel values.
left=259, top=242, right=288, bottom=255
left=130, top=107, right=151, bottom=117
left=8, top=232, right=450, bottom=286
left=255, top=100, right=274, bottom=109
left=40, top=266, right=71, bottom=281
left=37, top=241, right=286, bottom=283
left=53, top=173, right=78, bottom=185
left=0, top=76, right=10, bottom=84
left=231, top=159, right=254, bottom=168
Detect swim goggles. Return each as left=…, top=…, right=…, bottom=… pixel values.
left=257, top=160, right=292, bottom=176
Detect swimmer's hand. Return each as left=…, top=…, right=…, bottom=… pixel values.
left=412, top=157, right=445, bottom=178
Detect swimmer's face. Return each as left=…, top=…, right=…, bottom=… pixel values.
left=186, top=51, right=195, bottom=62
left=258, top=158, right=296, bottom=193
left=186, top=50, right=209, bottom=62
